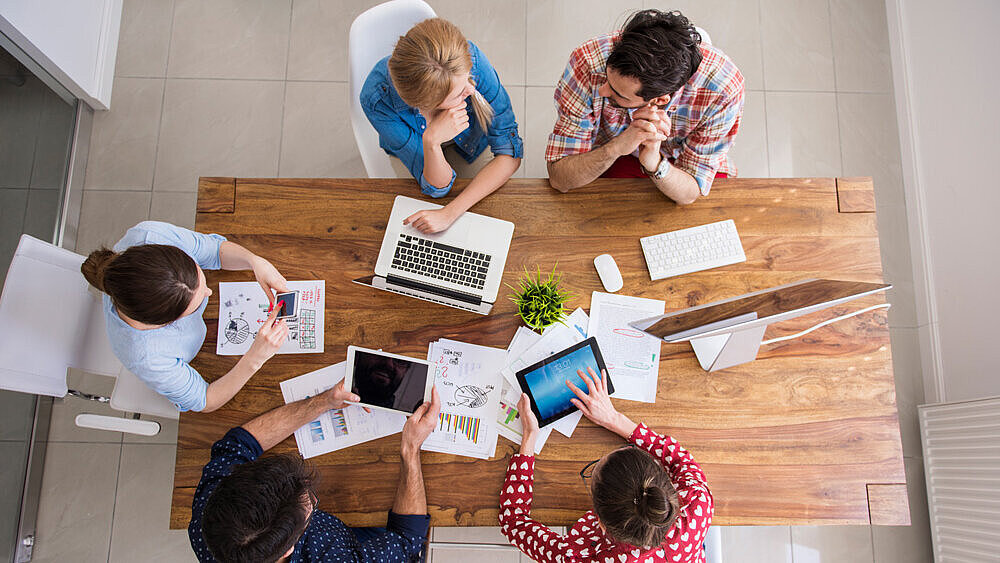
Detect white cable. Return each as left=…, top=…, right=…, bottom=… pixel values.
left=759, top=303, right=891, bottom=346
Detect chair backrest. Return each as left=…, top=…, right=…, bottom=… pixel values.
left=0, top=234, right=122, bottom=397
left=695, top=26, right=713, bottom=46
left=348, top=0, right=436, bottom=178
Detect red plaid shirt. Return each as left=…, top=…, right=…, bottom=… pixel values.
left=546, top=34, right=745, bottom=195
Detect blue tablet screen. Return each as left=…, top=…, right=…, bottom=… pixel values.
left=522, top=344, right=602, bottom=421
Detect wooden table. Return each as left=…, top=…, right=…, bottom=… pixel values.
left=170, top=176, right=909, bottom=529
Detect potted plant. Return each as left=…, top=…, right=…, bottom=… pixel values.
left=509, top=265, right=573, bottom=331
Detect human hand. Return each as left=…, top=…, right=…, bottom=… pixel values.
left=403, top=207, right=459, bottom=234
left=632, top=106, right=671, bottom=172
left=517, top=393, right=540, bottom=455
left=631, top=105, right=672, bottom=137
left=567, top=367, right=636, bottom=437
left=246, top=304, right=288, bottom=367
left=401, top=387, right=441, bottom=456
left=320, top=380, right=360, bottom=410
left=423, top=104, right=470, bottom=145
left=611, top=118, right=667, bottom=157
left=251, top=256, right=288, bottom=305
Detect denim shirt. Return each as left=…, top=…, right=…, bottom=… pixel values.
left=360, top=41, right=524, bottom=197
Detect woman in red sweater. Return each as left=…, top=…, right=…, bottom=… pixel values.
left=498, top=367, right=713, bottom=563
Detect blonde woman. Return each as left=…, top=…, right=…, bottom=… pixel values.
left=361, top=18, right=523, bottom=234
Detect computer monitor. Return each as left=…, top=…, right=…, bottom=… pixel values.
left=629, top=279, right=891, bottom=371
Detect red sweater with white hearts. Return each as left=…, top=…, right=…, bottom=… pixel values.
left=498, top=423, right=713, bottom=563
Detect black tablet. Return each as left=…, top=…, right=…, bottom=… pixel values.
left=515, top=337, right=613, bottom=427
left=343, top=346, right=433, bottom=416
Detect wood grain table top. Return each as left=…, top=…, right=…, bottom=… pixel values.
left=170, top=176, right=908, bottom=529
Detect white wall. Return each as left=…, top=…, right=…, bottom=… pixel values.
left=887, top=0, right=1000, bottom=403
left=0, top=0, right=121, bottom=109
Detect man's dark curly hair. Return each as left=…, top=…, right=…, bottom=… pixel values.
left=606, top=10, right=702, bottom=100
left=202, top=455, right=314, bottom=563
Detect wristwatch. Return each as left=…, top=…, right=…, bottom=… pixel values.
left=643, top=156, right=672, bottom=180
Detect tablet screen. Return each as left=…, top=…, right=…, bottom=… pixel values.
left=350, top=349, right=429, bottom=414
left=517, top=339, right=609, bottom=426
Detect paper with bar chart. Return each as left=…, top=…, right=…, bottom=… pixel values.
left=280, top=362, right=405, bottom=459
left=217, top=280, right=325, bottom=355
left=588, top=291, right=665, bottom=403
left=422, top=338, right=505, bottom=459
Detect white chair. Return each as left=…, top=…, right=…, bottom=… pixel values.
left=695, top=26, right=713, bottom=46
left=348, top=0, right=436, bottom=178
left=705, top=525, right=723, bottom=563
left=0, top=234, right=179, bottom=436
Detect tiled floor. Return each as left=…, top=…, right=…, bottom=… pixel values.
left=31, top=0, right=933, bottom=561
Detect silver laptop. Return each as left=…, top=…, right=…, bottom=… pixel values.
left=353, top=195, right=514, bottom=315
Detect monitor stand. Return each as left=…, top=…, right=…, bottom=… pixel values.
left=689, top=324, right=767, bottom=372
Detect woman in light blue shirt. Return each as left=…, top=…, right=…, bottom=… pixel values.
left=81, top=221, right=289, bottom=412
left=360, top=18, right=523, bottom=234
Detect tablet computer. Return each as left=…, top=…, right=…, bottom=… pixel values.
left=343, top=346, right=433, bottom=416
left=515, top=337, right=613, bottom=428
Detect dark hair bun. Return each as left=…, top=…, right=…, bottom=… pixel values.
left=637, top=483, right=672, bottom=526
left=81, top=248, right=117, bottom=293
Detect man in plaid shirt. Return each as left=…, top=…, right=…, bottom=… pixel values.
left=546, top=10, right=744, bottom=204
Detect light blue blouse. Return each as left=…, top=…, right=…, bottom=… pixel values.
left=103, top=221, right=226, bottom=412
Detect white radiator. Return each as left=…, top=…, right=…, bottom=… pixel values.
left=918, top=396, right=1000, bottom=562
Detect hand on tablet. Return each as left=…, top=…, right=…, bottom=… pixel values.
left=517, top=393, right=540, bottom=456
left=250, top=256, right=288, bottom=305
left=246, top=305, right=288, bottom=367
left=568, top=367, right=636, bottom=438
left=321, top=381, right=360, bottom=410
left=401, top=387, right=441, bottom=456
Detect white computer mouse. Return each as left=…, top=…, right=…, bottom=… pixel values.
left=594, top=254, right=623, bottom=292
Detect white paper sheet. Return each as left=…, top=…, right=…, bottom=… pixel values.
left=279, top=362, right=405, bottom=459
left=216, top=280, right=325, bottom=355
left=588, top=291, right=665, bottom=403
left=501, top=308, right=591, bottom=438
left=422, top=339, right=505, bottom=459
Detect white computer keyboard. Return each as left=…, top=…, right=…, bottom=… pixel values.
left=640, top=219, right=746, bottom=280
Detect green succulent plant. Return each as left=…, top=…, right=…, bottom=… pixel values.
left=508, top=265, right=573, bottom=331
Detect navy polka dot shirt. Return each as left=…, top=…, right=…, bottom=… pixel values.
left=188, top=427, right=430, bottom=562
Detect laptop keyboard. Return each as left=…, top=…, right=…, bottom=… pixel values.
left=392, top=234, right=491, bottom=291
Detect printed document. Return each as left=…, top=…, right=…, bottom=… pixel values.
left=423, top=339, right=505, bottom=459
left=280, top=362, right=405, bottom=459
left=588, top=292, right=665, bottom=402
left=217, top=280, right=325, bottom=355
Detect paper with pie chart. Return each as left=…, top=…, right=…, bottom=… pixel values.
left=588, top=291, right=665, bottom=403
left=216, top=280, right=325, bottom=355
left=422, top=338, right=505, bottom=459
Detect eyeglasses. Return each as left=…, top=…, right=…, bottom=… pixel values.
left=580, top=442, right=638, bottom=484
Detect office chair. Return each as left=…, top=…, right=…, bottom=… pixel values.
left=0, top=234, right=179, bottom=436
left=348, top=0, right=437, bottom=178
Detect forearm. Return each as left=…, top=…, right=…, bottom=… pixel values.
left=201, top=355, right=262, bottom=412
left=240, top=392, right=330, bottom=451
left=607, top=412, right=638, bottom=439
left=651, top=163, right=701, bottom=205
left=421, top=139, right=454, bottom=188
left=443, top=155, right=519, bottom=217
left=219, top=241, right=261, bottom=271
left=546, top=143, right=619, bottom=192
left=392, top=448, right=427, bottom=515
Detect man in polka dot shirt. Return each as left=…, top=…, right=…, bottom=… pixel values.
left=188, top=382, right=441, bottom=562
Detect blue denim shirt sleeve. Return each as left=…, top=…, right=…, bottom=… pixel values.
left=360, top=58, right=455, bottom=197
left=468, top=42, right=524, bottom=160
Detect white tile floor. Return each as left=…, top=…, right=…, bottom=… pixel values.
left=32, top=0, right=934, bottom=561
